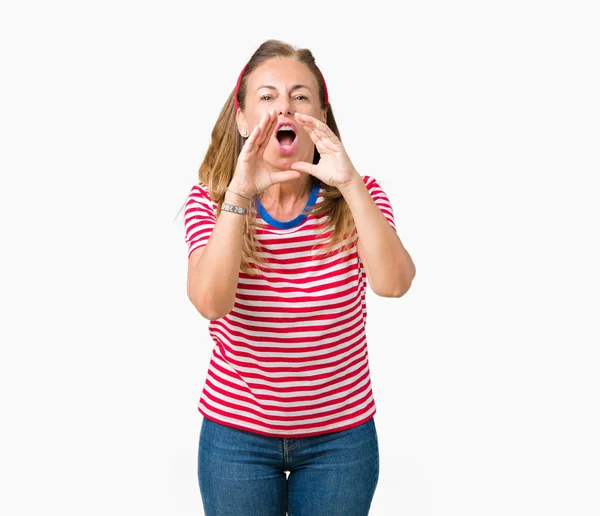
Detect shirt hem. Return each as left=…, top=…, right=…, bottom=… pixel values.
left=197, top=404, right=376, bottom=438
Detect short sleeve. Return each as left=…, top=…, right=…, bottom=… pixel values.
left=362, top=176, right=397, bottom=232
left=184, top=183, right=218, bottom=258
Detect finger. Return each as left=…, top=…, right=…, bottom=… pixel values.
left=257, top=110, right=277, bottom=154
left=302, top=124, right=331, bottom=154
left=295, top=116, right=332, bottom=152
left=255, top=111, right=272, bottom=148
left=242, top=123, right=261, bottom=156
left=298, top=121, right=321, bottom=147
left=295, top=113, right=340, bottom=144
left=253, top=111, right=273, bottom=156
left=290, top=161, right=320, bottom=177
left=298, top=116, right=338, bottom=153
left=312, top=125, right=338, bottom=152
left=244, top=112, right=270, bottom=157
left=294, top=112, right=319, bottom=124
left=268, top=170, right=302, bottom=185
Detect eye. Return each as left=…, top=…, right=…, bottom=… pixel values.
left=260, top=94, right=307, bottom=101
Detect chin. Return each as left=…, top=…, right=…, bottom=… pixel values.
left=266, top=145, right=312, bottom=170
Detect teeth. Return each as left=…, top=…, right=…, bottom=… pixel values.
left=278, top=124, right=295, bottom=133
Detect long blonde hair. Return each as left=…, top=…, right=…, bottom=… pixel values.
left=184, top=39, right=356, bottom=275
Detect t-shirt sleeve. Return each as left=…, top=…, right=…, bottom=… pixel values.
left=184, top=183, right=217, bottom=258
left=362, top=175, right=397, bottom=232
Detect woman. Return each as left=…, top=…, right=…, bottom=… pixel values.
left=183, top=39, right=415, bottom=516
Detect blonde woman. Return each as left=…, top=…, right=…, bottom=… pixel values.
left=183, top=39, right=416, bottom=516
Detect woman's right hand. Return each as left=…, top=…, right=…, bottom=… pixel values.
left=228, top=110, right=302, bottom=197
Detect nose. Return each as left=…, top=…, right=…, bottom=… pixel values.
left=277, top=97, right=294, bottom=116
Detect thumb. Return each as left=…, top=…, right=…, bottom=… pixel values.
left=268, top=170, right=302, bottom=185
left=290, top=161, right=317, bottom=175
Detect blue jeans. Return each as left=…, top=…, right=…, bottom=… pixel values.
left=198, top=416, right=380, bottom=515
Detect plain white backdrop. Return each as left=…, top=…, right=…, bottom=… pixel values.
left=1, top=0, right=598, bottom=514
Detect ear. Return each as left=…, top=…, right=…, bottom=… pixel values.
left=321, top=110, right=327, bottom=124
left=236, top=109, right=248, bottom=136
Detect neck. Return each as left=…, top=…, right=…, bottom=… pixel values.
left=259, top=174, right=313, bottom=207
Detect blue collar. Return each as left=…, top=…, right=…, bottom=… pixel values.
left=256, top=181, right=321, bottom=229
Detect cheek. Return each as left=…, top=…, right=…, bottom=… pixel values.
left=244, top=105, right=270, bottom=128
left=295, top=105, right=321, bottom=117
left=247, top=115, right=263, bottom=130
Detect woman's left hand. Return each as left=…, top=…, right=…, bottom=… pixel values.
left=290, top=112, right=360, bottom=191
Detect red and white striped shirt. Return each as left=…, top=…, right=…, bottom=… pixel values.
left=184, top=175, right=396, bottom=437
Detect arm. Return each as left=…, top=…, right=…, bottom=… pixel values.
left=288, top=113, right=415, bottom=297
left=341, top=176, right=416, bottom=297
left=185, top=189, right=249, bottom=320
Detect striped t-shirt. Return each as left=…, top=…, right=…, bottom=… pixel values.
left=184, top=175, right=396, bottom=437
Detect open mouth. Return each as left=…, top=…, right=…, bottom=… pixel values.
left=276, top=124, right=297, bottom=150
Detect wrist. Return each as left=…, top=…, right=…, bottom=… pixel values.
left=337, top=171, right=363, bottom=195
left=228, top=179, right=256, bottom=198
left=224, top=189, right=252, bottom=208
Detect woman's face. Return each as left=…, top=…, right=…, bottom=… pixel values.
left=237, top=57, right=326, bottom=171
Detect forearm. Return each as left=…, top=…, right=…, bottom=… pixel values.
left=187, top=191, right=249, bottom=319
left=341, top=174, right=416, bottom=296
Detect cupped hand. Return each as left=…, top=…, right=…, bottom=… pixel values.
left=290, top=112, right=360, bottom=191
left=229, top=110, right=302, bottom=197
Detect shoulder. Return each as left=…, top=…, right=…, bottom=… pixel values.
left=186, top=182, right=218, bottom=208
left=184, top=182, right=218, bottom=221
left=360, top=175, right=393, bottom=196
left=361, top=175, right=386, bottom=190
left=187, top=181, right=212, bottom=200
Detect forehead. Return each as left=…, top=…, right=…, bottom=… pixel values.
left=247, top=58, right=317, bottom=90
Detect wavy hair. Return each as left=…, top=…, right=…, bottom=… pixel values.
left=181, top=39, right=355, bottom=275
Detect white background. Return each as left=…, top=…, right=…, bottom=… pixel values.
left=1, top=1, right=599, bottom=514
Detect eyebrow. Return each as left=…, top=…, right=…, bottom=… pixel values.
left=256, top=84, right=311, bottom=93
